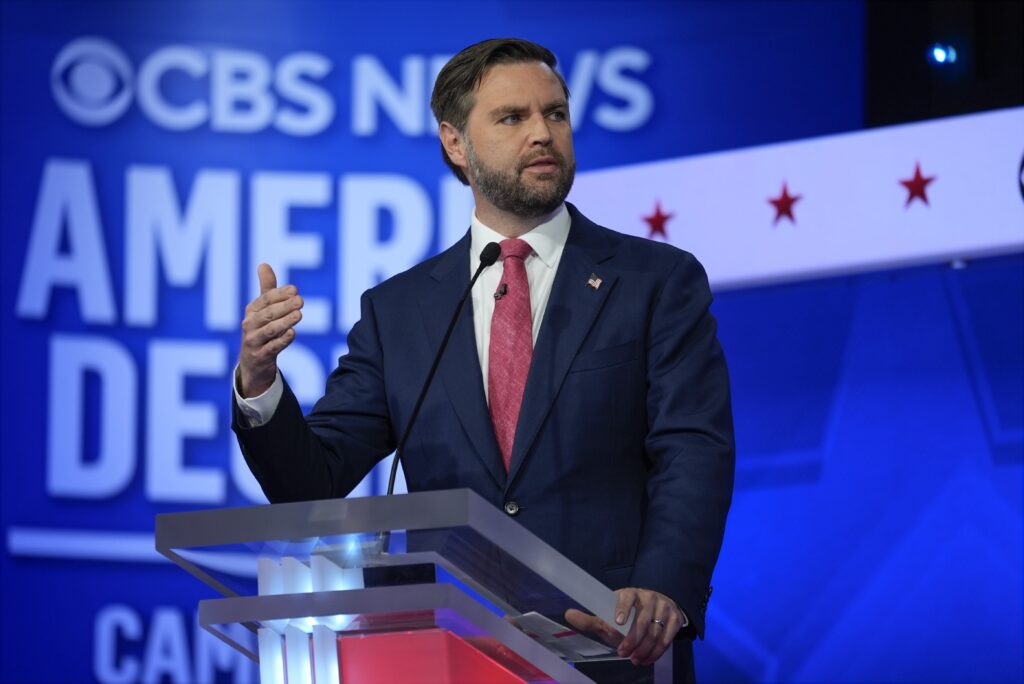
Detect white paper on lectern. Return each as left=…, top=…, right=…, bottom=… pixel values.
left=509, top=611, right=618, bottom=660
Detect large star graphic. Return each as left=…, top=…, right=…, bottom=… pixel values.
left=643, top=201, right=674, bottom=239
left=768, top=182, right=801, bottom=226
left=900, top=162, right=936, bottom=207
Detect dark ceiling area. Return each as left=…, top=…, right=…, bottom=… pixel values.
left=865, top=0, right=1023, bottom=126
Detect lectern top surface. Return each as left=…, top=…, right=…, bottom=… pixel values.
left=155, top=489, right=621, bottom=633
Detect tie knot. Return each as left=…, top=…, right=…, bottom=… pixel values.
left=500, top=238, right=533, bottom=262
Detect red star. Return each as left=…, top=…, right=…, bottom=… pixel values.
left=900, top=162, right=936, bottom=207
left=768, top=182, right=801, bottom=226
left=643, top=201, right=673, bottom=239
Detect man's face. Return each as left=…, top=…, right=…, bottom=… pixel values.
left=461, top=62, right=576, bottom=219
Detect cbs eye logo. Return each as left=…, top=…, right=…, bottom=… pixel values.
left=51, top=36, right=133, bottom=126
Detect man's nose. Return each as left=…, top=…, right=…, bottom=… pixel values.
left=527, top=113, right=552, bottom=145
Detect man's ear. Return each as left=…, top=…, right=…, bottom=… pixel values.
left=439, top=122, right=468, bottom=169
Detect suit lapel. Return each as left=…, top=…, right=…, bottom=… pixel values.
left=419, top=235, right=506, bottom=489
left=506, top=207, right=619, bottom=487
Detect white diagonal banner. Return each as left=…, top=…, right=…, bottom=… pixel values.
left=571, top=106, right=1024, bottom=289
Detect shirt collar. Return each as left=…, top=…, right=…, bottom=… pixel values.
left=470, top=203, right=570, bottom=269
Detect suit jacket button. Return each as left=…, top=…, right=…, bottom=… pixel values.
left=504, top=501, right=520, bottom=516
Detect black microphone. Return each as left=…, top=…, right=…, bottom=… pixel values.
left=385, top=241, right=501, bottom=497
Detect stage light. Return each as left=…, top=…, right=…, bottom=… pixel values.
left=929, top=43, right=957, bottom=65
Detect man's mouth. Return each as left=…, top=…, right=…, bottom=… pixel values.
left=522, top=156, right=560, bottom=174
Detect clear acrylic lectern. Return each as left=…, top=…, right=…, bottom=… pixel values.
left=156, top=488, right=672, bottom=683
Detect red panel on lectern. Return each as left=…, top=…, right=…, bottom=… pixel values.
left=338, top=628, right=543, bottom=683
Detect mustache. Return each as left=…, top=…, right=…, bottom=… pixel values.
left=517, top=149, right=565, bottom=173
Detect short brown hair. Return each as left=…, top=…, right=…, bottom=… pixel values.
left=430, top=38, right=570, bottom=185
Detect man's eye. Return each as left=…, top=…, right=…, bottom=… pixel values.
left=549, top=110, right=567, bottom=121
left=500, top=114, right=521, bottom=124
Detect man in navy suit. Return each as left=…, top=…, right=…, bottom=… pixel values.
left=233, top=38, right=733, bottom=681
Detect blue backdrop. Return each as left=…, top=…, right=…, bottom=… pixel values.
left=1, top=1, right=1020, bottom=682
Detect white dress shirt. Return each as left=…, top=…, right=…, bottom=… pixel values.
left=235, top=203, right=571, bottom=425
left=470, top=203, right=570, bottom=401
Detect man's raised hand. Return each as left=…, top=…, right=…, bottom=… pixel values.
left=238, top=264, right=303, bottom=397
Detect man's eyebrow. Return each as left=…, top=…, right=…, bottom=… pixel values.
left=487, top=99, right=569, bottom=118
left=488, top=104, right=528, bottom=117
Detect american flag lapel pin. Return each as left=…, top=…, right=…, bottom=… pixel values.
left=586, top=273, right=603, bottom=290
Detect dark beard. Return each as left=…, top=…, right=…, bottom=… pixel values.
left=466, top=142, right=576, bottom=218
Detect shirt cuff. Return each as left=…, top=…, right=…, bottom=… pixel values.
left=233, top=366, right=283, bottom=427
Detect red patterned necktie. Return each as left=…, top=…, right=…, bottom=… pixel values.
left=489, top=238, right=534, bottom=473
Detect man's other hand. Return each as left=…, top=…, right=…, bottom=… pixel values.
left=564, top=587, right=684, bottom=667
left=238, top=264, right=303, bottom=397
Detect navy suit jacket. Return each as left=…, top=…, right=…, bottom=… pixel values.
left=234, top=203, right=734, bottom=644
